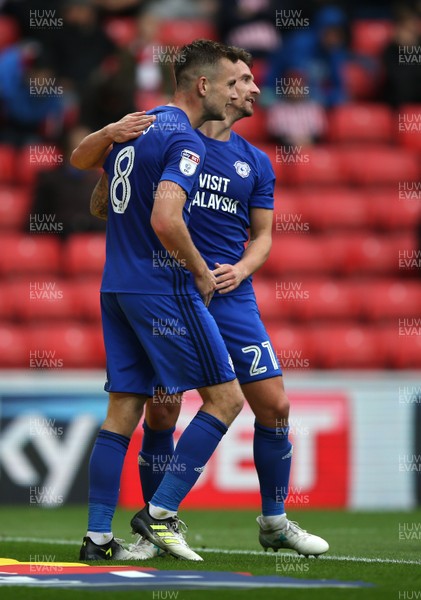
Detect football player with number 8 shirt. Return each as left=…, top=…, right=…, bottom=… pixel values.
left=73, top=40, right=247, bottom=562
left=72, top=46, right=329, bottom=559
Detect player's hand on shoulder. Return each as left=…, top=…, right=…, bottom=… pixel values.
left=213, top=262, right=245, bottom=294
left=106, top=112, right=156, bottom=143
left=194, top=268, right=217, bottom=307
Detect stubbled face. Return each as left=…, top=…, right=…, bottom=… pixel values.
left=228, top=60, right=260, bottom=120
left=202, top=58, right=239, bottom=121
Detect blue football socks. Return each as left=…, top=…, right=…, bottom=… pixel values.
left=138, top=421, right=175, bottom=503
left=150, top=411, right=227, bottom=511
left=253, top=421, right=292, bottom=516
left=88, top=429, right=130, bottom=533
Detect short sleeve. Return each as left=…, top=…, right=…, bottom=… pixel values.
left=249, top=151, right=276, bottom=210
left=160, top=130, right=206, bottom=196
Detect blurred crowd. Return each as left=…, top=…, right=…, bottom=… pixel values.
left=0, top=0, right=420, bottom=371
left=0, top=0, right=420, bottom=231
left=1, top=0, right=420, bottom=145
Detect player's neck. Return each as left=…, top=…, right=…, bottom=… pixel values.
left=168, top=95, right=207, bottom=130
left=199, top=120, right=232, bottom=141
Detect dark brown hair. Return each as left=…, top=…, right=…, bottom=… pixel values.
left=173, top=39, right=239, bottom=88
left=227, top=46, right=254, bottom=68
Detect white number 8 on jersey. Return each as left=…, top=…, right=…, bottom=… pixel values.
left=110, top=146, right=135, bottom=214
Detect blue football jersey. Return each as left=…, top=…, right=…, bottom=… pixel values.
left=101, top=106, right=205, bottom=294
left=188, top=129, right=275, bottom=296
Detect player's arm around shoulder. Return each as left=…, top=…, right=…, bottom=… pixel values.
left=76, top=111, right=157, bottom=218
left=70, top=112, right=156, bottom=170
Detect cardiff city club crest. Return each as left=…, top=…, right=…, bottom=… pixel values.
left=234, top=161, right=251, bottom=178
left=179, top=150, right=200, bottom=176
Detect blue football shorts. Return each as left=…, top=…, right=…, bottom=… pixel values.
left=208, top=292, right=282, bottom=385
left=101, top=291, right=236, bottom=396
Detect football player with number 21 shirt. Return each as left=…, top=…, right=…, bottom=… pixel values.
left=72, top=45, right=329, bottom=559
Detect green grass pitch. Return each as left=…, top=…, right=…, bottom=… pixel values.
left=1, top=507, right=420, bottom=600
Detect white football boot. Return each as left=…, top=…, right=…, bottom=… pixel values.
left=257, top=515, right=329, bottom=557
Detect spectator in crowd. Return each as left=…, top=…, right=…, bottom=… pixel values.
left=0, top=41, right=65, bottom=146
left=32, top=128, right=106, bottom=236
left=92, top=0, right=144, bottom=19
left=122, top=2, right=217, bottom=112
left=266, top=68, right=327, bottom=146
left=45, top=0, right=117, bottom=97
left=132, top=7, right=166, bottom=102
left=216, top=0, right=280, bottom=61
left=262, top=5, right=349, bottom=108
left=380, top=6, right=421, bottom=106
left=78, top=47, right=137, bottom=131
left=145, top=0, right=216, bottom=19
left=2, top=0, right=65, bottom=43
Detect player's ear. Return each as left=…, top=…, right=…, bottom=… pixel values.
left=197, top=76, right=208, bottom=97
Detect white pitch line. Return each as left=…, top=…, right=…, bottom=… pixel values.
left=1, top=537, right=420, bottom=566
left=0, top=537, right=80, bottom=546
left=198, top=548, right=421, bottom=565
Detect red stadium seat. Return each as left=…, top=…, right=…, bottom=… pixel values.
left=275, top=187, right=369, bottom=232
left=0, top=186, right=32, bottom=230
left=63, top=234, right=106, bottom=276
left=273, top=188, right=301, bottom=217
left=297, top=279, right=362, bottom=321
left=27, top=324, right=105, bottom=368
left=343, top=147, right=419, bottom=184
left=343, top=62, right=379, bottom=100
left=298, top=188, right=368, bottom=230
left=367, top=188, right=421, bottom=230
left=104, top=17, right=138, bottom=47
left=17, top=144, right=63, bottom=186
left=232, top=105, right=269, bottom=143
left=266, top=325, right=315, bottom=370
left=257, top=275, right=312, bottom=320
left=0, top=16, right=20, bottom=52
left=395, top=330, right=421, bottom=369
left=0, top=234, right=62, bottom=276
left=262, top=235, right=329, bottom=275
left=329, top=104, right=394, bottom=144
left=327, top=232, right=417, bottom=275
left=381, top=324, right=421, bottom=368
left=352, top=20, right=393, bottom=56
left=11, top=279, right=76, bottom=322
left=72, top=278, right=102, bottom=321
left=0, top=283, right=17, bottom=320
left=0, top=324, right=30, bottom=367
left=158, top=20, right=217, bottom=46
left=396, top=105, right=421, bottom=151
left=272, top=188, right=313, bottom=233
left=283, top=147, right=346, bottom=185
left=267, top=234, right=406, bottom=278
left=313, top=325, right=385, bottom=368
left=0, top=145, right=17, bottom=183
left=361, top=280, right=421, bottom=320
left=252, top=276, right=287, bottom=321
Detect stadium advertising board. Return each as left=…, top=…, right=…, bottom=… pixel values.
left=0, top=373, right=417, bottom=509
left=120, top=392, right=349, bottom=508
